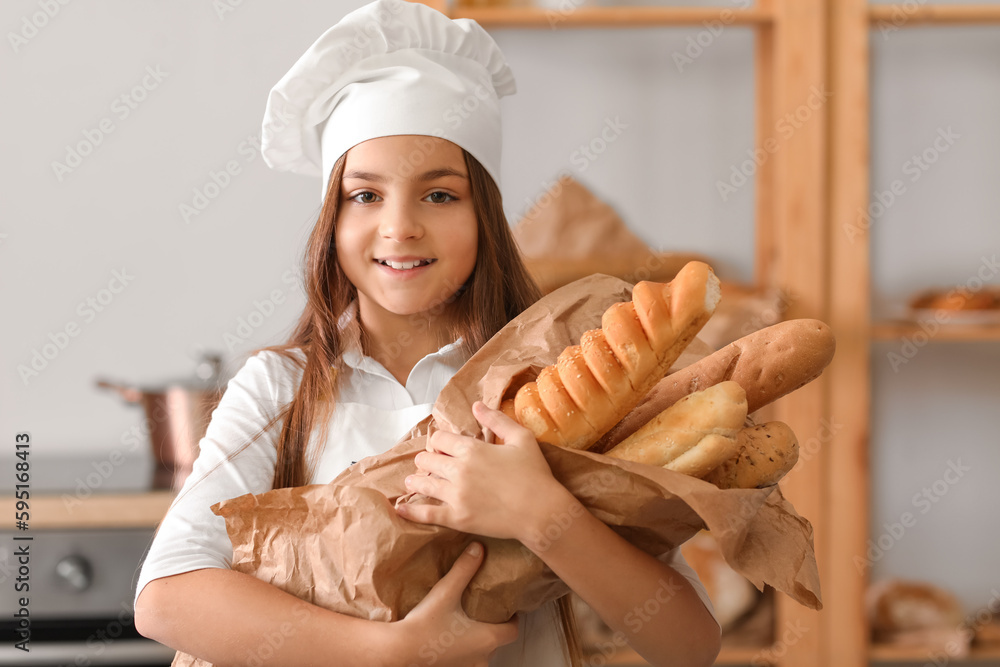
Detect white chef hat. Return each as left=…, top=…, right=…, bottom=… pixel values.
left=260, top=0, right=516, bottom=199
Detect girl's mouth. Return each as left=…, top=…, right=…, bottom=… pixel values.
left=373, top=258, right=437, bottom=272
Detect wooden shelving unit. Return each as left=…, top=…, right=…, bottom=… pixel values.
left=871, top=321, right=1000, bottom=342
left=426, top=0, right=830, bottom=664
left=0, top=491, right=174, bottom=530
left=868, top=4, right=1000, bottom=25
left=870, top=641, right=1000, bottom=663
left=421, top=0, right=1000, bottom=665
left=831, top=2, right=1000, bottom=667
left=449, top=5, right=772, bottom=27
left=596, top=643, right=773, bottom=666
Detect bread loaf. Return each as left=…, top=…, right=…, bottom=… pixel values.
left=510, top=261, right=721, bottom=449
left=703, top=421, right=799, bottom=489
left=591, top=319, right=835, bottom=454
left=663, top=433, right=741, bottom=478
left=604, top=381, right=746, bottom=469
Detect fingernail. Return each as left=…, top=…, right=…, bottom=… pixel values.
left=467, top=542, right=482, bottom=557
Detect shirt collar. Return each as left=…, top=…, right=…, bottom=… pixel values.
left=338, top=299, right=467, bottom=371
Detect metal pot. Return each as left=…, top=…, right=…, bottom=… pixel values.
left=96, top=353, right=225, bottom=490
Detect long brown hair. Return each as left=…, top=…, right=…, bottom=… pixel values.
left=235, top=145, right=582, bottom=665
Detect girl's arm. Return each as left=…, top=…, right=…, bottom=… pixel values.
left=135, top=542, right=518, bottom=667
left=136, top=569, right=389, bottom=667
left=518, top=491, right=721, bottom=667
left=398, top=401, right=722, bottom=667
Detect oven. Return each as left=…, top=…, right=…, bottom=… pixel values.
left=0, top=453, right=176, bottom=665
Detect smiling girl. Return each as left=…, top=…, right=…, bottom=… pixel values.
left=134, top=1, right=720, bottom=665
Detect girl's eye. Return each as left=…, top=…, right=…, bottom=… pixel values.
left=425, top=191, right=456, bottom=204
left=349, top=191, right=380, bottom=204
left=346, top=191, right=456, bottom=205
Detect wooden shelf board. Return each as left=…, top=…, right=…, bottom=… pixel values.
left=2, top=491, right=175, bottom=530
left=450, top=6, right=772, bottom=27
left=870, top=640, right=1000, bottom=662
left=871, top=320, right=1000, bottom=342
left=869, top=4, right=1000, bottom=26
left=587, top=642, right=772, bottom=666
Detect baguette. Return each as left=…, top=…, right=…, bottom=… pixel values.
left=604, top=381, right=746, bottom=468
left=591, top=319, right=835, bottom=454
left=664, top=433, right=741, bottom=478
left=510, top=261, right=721, bottom=449
left=703, top=421, right=799, bottom=489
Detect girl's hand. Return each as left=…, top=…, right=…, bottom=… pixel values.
left=394, top=542, right=519, bottom=667
left=397, top=401, right=575, bottom=542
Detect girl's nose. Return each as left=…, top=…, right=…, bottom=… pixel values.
left=378, top=199, right=424, bottom=241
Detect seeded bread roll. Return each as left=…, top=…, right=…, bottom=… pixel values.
left=604, top=381, right=747, bottom=468
left=703, top=421, right=799, bottom=489
left=511, top=261, right=721, bottom=449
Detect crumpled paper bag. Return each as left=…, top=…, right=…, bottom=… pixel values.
left=512, top=174, right=655, bottom=259
left=172, top=273, right=821, bottom=667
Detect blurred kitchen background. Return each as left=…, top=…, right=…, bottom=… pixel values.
left=1, top=0, right=999, bottom=665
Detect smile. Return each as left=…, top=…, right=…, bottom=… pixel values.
left=374, top=258, right=437, bottom=270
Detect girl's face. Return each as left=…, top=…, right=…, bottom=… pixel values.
left=335, top=135, right=478, bottom=328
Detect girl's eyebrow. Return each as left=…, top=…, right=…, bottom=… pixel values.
left=343, top=167, right=468, bottom=182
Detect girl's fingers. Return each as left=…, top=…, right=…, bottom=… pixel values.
left=409, top=541, right=484, bottom=606
left=396, top=498, right=448, bottom=526
left=404, top=471, right=448, bottom=499
left=413, top=450, right=458, bottom=479
left=426, top=429, right=470, bottom=457
left=445, top=542, right=485, bottom=587
left=472, top=401, right=529, bottom=443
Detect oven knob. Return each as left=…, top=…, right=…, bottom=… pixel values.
left=56, top=555, right=93, bottom=591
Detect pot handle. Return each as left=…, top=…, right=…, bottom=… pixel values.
left=94, top=379, right=144, bottom=404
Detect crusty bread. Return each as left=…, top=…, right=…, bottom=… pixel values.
left=601, top=301, right=659, bottom=390
left=703, top=421, right=799, bottom=489
left=604, top=381, right=746, bottom=468
left=664, top=433, right=741, bottom=478
left=535, top=366, right=594, bottom=446
left=591, top=318, right=835, bottom=454
left=512, top=261, right=721, bottom=449
left=579, top=329, right=633, bottom=406
left=556, top=345, right=619, bottom=431
left=512, top=383, right=567, bottom=447
left=867, top=579, right=966, bottom=641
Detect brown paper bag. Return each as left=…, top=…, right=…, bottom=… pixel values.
left=172, top=273, right=821, bottom=666
left=512, top=175, right=655, bottom=259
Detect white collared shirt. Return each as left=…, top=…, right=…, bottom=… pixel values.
left=135, top=302, right=716, bottom=665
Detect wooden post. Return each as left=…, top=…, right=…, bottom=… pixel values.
left=766, top=0, right=829, bottom=666
left=754, top=0, right=776, bottom=290
left=827, top=1, right=870, bottom=666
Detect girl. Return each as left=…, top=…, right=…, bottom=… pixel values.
left=134, top=1, right=721, bottom=665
